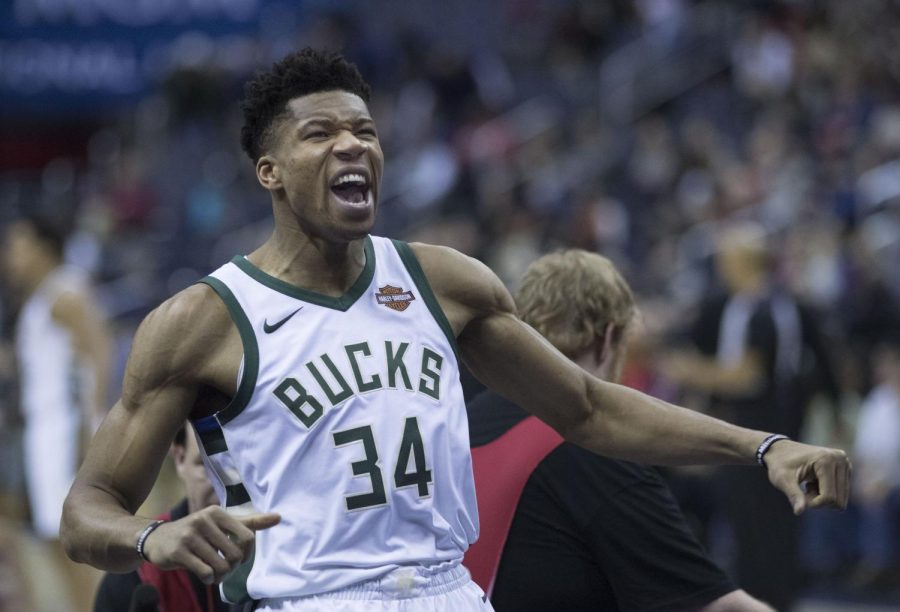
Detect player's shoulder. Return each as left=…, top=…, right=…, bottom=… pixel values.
left=131, top=283, right=232, bottom=373
left=406, top=242, right=514, bottom=316
left=145, top=281, right=229, bottom=332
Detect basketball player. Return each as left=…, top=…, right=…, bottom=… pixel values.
left=61, top=49, right=850, bottom=611
left=4, top=215, right=112, bottom=611
left=465, top=250, right=772, bottom=610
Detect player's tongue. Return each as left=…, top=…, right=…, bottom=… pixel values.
left=331, top=183, right=366, bottom=204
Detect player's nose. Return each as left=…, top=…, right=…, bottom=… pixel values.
left=333, top=130, right=367, bottom=160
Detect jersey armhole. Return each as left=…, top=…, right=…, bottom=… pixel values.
left=197, top=276, right=259, bottom=425
left=390, top=239, right=460, bottom=361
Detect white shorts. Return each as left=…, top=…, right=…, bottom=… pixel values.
left=255, top=564, right=494, bottom=612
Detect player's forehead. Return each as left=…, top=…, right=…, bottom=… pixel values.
left=284, top=90, right=373, bottom=127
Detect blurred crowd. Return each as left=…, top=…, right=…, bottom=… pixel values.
left=2, top=0, right=900, bottom=609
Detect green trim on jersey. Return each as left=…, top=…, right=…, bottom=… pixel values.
left=198, top=277, right=260, bottom=425
left=230, top=236, right=376, bottom=311
left=222, top=547, right=255, bottom=605
left=390, top=240, right=460, bottom=361
left=198, top=427, right=227, bottom=456
left=225, top=483, right=252, bottom=507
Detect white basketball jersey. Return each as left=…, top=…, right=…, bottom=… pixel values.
left=194, top=236, right=479, bottom=602
left=16, top=265, right=95, bottom=538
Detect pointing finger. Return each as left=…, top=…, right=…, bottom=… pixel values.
left=213, top=511, right=277, bottom=558
left=238, top=513, right=282, bottom=532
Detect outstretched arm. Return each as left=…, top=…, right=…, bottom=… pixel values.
left=61, top=285, right=279, bottom=580
left=413, top=243, right=850, bottom=514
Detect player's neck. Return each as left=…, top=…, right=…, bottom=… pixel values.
left=249, top=226, right=367, bottom=297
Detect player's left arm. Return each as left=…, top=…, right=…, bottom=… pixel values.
left=411, top=243, right=849, bottom=514
left=52, top=289, right=114, bottom=429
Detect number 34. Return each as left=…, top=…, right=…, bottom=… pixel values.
left=332, top=416, right=433, bottom=511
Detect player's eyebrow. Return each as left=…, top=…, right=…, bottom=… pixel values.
left=298, top=116, right=375, bottom=129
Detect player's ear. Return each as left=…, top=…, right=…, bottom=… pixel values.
left=595, top=323, right=618, bottom=367
left=256, top=155, right=281, bottom=191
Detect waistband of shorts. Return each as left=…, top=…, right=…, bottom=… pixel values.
left=312, top=563, right=470, bottom=600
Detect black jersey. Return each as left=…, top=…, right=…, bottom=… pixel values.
left=468, top=390, right=736, bottom=612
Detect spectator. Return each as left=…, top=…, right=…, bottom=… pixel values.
left=850, top=326, right=900, bottom=590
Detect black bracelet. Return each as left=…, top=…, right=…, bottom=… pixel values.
left=756, top=433, right=790, bottom=467
left=136, top=519, right=167, bottom=562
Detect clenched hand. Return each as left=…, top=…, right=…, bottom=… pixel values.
left=763, top=440, right=851, bottom=515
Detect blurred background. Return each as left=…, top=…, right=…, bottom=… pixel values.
left=2, top=0, right=900, bottom=610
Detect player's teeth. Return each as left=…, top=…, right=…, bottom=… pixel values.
left=336, top=173, right=366, bottom=186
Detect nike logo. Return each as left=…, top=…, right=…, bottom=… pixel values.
left=263, top=307, right=303, bottom=333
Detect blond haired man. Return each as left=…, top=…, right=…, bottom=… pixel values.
left=466, top=250, right=773, bottom=611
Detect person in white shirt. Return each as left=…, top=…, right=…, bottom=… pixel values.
left=4, top=214, right=113, bottom=611
left=852, top=328, right=900, bottom=586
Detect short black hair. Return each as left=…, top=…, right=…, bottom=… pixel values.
left=240, top=48, right=372, bottom=162
left=19, top=214, right=66, bottom=261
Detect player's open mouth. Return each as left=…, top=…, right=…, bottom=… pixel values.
left=330, top=172, right=371, bottom=207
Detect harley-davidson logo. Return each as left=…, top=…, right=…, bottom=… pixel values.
left=376, top=285, right=416, bottom=312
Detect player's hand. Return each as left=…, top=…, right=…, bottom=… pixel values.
left=141, top=506, right=281, bottom=584
left=762, top=440, right=851, bottom=515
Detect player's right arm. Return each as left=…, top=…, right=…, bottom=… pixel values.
left=60, top=285, right=279, bottom=581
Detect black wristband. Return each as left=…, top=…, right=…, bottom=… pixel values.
left=756, top=433, right=790, bottom=467
left=136, top=519, right=166, bottom=562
